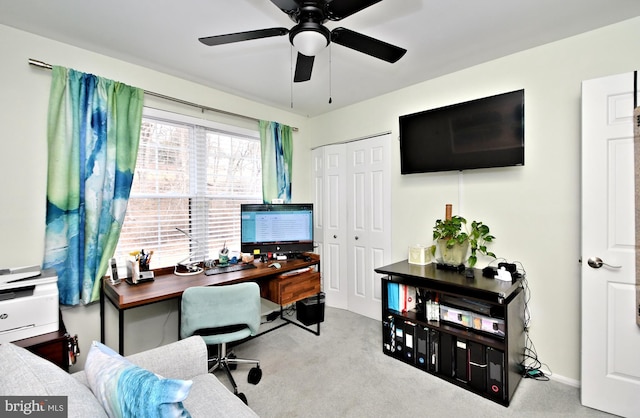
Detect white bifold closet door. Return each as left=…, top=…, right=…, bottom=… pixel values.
left=313, top=133, right=391, bottom=320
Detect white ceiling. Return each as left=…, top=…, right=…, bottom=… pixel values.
left=2, top=0, right=640, bottom=117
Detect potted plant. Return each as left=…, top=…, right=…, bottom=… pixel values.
left=432, top=215, right=496, bottom=268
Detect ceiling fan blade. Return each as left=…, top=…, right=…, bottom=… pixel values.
left=199, top=27, right=288, bottom=46
left=294, top=53, right=315, bottom=82
left=331, top=27, right=406, bottom=63
left=269, top=0, right=301, bottom=15
left=326, top=0, right=383, bottom=21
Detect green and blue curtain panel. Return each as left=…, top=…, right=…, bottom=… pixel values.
left=43, top=66, right=144, bottom=305
left=259, top=120, right=293, bottom=203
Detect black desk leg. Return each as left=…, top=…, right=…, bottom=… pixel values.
left=118, top=310, right=125, bottom=355
left=100, top=279, right=105, bottom=344
left=314, top=292, right=322, bottom=335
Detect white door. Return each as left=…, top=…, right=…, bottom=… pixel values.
left=313, top=145, right=348, bottom=309
left=346, top=134, right=392, bottom=320
left=581, top=72, right=640, bottom=417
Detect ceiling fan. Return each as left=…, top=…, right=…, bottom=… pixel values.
left=199, top=0, right=407, bottom=82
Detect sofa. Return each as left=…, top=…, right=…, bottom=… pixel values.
left=0, top=336, right=258, bottom=417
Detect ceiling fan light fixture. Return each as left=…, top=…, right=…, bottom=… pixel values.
left=290, top=23, right=330, bottom=57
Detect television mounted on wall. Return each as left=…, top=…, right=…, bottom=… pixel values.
left=399, top=89, right=524, bottom=174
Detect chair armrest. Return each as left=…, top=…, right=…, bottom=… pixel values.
left=126, top=336, right=208, bottom=380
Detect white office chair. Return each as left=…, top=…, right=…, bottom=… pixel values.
left=180, top=283, right=262, bottom=404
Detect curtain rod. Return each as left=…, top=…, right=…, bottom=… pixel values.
left=28, top=58, right=298, bottom=131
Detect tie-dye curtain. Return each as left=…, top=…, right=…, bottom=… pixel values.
left=43, top=66, right=144, bottom=305
left=259, top=120, right=293, bottom=203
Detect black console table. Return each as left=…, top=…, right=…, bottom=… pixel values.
left=375, top=260, right=525, bottom=406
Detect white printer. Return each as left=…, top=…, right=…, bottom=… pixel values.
left=0, top=266, right=59, bottom=343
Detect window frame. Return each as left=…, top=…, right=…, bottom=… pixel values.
left=114, top=107, right=263, bottom=270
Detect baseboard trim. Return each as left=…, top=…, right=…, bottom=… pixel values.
left=541, top=369, right=580, bottom=388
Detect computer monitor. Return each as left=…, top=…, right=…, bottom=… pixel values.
left=240, top=203, right=314, bottom=257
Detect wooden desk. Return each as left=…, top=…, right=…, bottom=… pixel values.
left=100, top=254, right=321, bottom=354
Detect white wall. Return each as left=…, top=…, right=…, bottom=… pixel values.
left=0, top=24, right=311, bottom=370
left=306, top=17, right=640, bottom=383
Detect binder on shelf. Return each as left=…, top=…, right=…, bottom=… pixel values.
left=469, top=341, right=487, bottom=392
left=399, top=284, right=417, bottom=312
left=387, top=282, right=400, bottom=311
left=403, top=321, right=416, bottom=364
left=390, top=317, right=397, bottom=353
left=487, top=347, right=505, bottom=401
left=455, top=339, right=469, bottom=383
left=394, top=320, right=405, bottom=359
left=382, top=316, right=394, bottom=355
left=440, top=332, right=455, bottom=378
left=416, top=326, right=429, bottom=370
left=428, top=328, right=440, bottom=373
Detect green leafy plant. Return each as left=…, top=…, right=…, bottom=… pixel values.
left=432, top=216, right=496, bottom=267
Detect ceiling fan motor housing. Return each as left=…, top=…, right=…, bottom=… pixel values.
left=288, top=4, right=331, bottom=54
left=289, top=22, right=330, bottom=52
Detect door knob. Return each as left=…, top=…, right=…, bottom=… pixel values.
left=333, top=235, right=337, bottom=239
left=587, top=257, right=622, bottom=269
left=355, top=236, right=359, bottom=240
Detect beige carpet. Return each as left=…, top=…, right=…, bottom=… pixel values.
left=213, top=306, right=612, bottom=418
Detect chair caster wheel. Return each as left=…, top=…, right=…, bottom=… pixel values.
left=248, top=366, right=262, bottom=384
left=237, top=392, right=248, bottom=405
left=228, top=353, right=237, bottom=370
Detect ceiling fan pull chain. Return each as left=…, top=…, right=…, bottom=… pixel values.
left=328, top=44, right=333, bottom=104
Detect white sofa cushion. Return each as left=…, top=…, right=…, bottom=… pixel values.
left=0, top=342, right=108, bottom=418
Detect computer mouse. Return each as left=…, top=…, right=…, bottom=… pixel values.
left=268, top=262, right=281, bottom=269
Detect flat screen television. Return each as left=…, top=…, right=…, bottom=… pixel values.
left=240, top=203, right=314, bottom=256
left=399, top=89, right=524, bottom=174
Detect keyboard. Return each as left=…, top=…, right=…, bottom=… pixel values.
left=204, top=263, right=257, bottom=276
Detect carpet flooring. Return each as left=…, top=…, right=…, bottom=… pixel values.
left=213, top=306, right=613, bottom=417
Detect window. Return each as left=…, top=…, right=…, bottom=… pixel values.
left=114, top=108, right=262, bottom=269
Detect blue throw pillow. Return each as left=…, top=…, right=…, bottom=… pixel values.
left=85, top=341, right=192, bottom=418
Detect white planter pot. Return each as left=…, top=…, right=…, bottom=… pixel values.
left=437, top=238, right=469, bottom=266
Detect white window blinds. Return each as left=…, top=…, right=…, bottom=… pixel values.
left=114, top=109, right=262, bottom=269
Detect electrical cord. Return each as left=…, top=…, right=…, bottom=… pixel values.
left=259, top=303, right=298, bottom=325
left=282, top=304, right=296, bottom=317
left=430, top=256, right=551, bottom=381
left=261, top=310, right=281, bottom=324
left=513, top=261, right=552, bottom=381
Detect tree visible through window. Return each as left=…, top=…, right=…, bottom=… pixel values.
left=114, top=109, right=262, bottom=269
